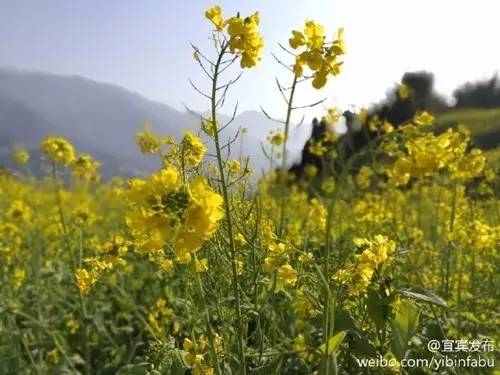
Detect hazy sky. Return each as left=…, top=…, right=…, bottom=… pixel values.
left=1, top=0, right=499, bottom=121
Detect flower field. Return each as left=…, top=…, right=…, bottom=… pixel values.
left=1, top=5, right=498, bottom=375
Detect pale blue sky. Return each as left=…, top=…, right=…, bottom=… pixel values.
left=1, top=0, right=499, bottom=120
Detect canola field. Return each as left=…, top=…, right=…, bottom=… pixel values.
left=1, top=5, right=498, bottom=375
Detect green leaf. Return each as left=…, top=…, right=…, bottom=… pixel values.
left=397, top=288, right=446, bottom=307
left=367, top=289, right=389, bottom=330
left=318, top=330, right=347, bottom=355
left=334, top=309, right=357, bottom=332
left=391, top=299, right=420, bottom=361
left=351, top=334, right=378, bottom=357
left=116, top=363, right=149, bottom=374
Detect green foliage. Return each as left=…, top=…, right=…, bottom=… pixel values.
left=391, top=299, right=420, bottom=361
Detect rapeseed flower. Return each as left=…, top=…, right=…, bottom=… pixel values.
left=174, top=177, right=224, bottom=262
left=182, top=132, right=206, bottom=167
left=12, top=149, right=30, bottom=165
left=289, top=21, right=345, bottom=89
left=41, top=136, right=75, bottom=165
left=205, top=5, right=264, bottom=69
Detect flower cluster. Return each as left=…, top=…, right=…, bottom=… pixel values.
left=71, top=154, right=101, bottom=182
left=136, top=125, right=164, bottom=154
left=289, top=20, right=345, bottom=88
left=387, top=128, right=485, bottom=185
left=333, top=235, right=396, bottom=296
left=174, top=177, right=224, bottom=263
left=183, top=334, right=223, bottom=375
left=125, top=166, right=223, bottom=264
left=75, top=234, right=130, bottom=294
left=181, top=131, right=207, bottom=167
left=205, top=6, right=264, bottom=68
left=12, top=149, right=30, bottom=165
left=41, top=136, right=76, bottom=166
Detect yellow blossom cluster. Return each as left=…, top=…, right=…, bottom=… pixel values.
left=387, top=128, right=485, bottom=185
left=183, top=334, right=223, bottom=375
left=267, top=130, right=285, bottom=146
left=289, top=20, right=345, bottom=88
left=136, top=125, right=164, bottom=154
left=71, top=154, right=101, bottom=182
left=41, top=136, right=76, bottom=166
left=333, top=235, right=396, bottom=296
left=12, top=149, right=30, bottom=165
left=181, top=131, right=207, bottom=167
left=76, top=234, right=130, bottom=294
left=205, top=6, right=264, bottom=68
left=125, top=166, right=223, bottom=264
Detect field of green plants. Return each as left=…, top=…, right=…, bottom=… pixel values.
left=1, top=5, right=498, bottom=375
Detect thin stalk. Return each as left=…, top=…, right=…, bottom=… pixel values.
left=191, top=255, right=222, bottom=375
left=51, top=163, right=91, bottom=374
left=322, top=197, right=335, bottom=374
left=444, top=183, right=458, bottom=299
left=210, top=42, right=246, bottom=373
left=278, top=75, right=298, bottom=236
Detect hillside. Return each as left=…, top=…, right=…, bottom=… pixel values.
left=435, top=108, right=500, bottom=166
left=0, top=68, right=308, bottom=177
left=435, top=108, right=500, bottom=150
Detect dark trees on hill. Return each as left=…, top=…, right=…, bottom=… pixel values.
left=454, top=75, right=500, bottom=109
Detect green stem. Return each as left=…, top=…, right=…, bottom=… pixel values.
left=210, top=41, right=246, bottom=373
left=191, top=255, right=222, bottom=375
left=444, top=182, right=457, bottom=299
left=51, top=163, right=92, bottom=374
left=323, top=197, right=335, bottom=374
left=278, top=75, right=298, bottom=236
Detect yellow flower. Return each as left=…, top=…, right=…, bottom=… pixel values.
left=356, top=166, right=373, bottom=190
left=304, top=20, right=325, bottom=49
left=413, top=111, right=434, bottom=126
left=304, top=164, right=318, bottom=177
left=289, top=30, right=306, bottom=49
left=196, top=258, right=209, bottom=272
left=71, top=154, right=101, bottom=182
left=47, top=348, right=60, bottom=364
left=312, top=71, right=328, bottom=89
left=201, top=117, right=218, bottom=137
left=159, top=258, right=174, bottom=273
left=227, top=160, right=241, bottom=174
left=277, top=264, right=298, bottom=287
left=398, top=84, right=411, bottom=99
left=205, top=5, right=224, bottom=31
left=268, top=130, right=285, bottom=146
left=11, top=268, right=26, bottom=288
left=12, top=149, right=30, bottom=165
left=322, top=176, right=336, bottom=193
left=293, top=61, right=304, bottom=77
left=290, top=21, right=345, bottom=89
left=236, top=259, right=244, bottom=275
left=206, top=8, right=264, bottom=69
left=66, top=318, right=80, bottom=335
left=382, top=121, right=394, bottom=133
left=235, top=233, right=247, bottom=246
left=333, top=235, right=396, bottom=296
left=174, top=177, right=224, bottom=260
left=136, top=125, right=163, bottom=154
left=322, top=107, right=341, bottom=126
left=182, top=131, right=206, bottom=167
left=226, top=12, right=264, bottom=68
left=294, top=334, right=314, bottom=362
left=41, top=136, right=76, bottom=165
left=75, top=268, right=97, bottom=295
left=357, top=108, right=368, bottom=125
left=6, top=200, right=31, bottom=223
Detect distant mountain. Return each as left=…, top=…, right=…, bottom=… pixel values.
left=0, top=67, right=308, bottom=178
